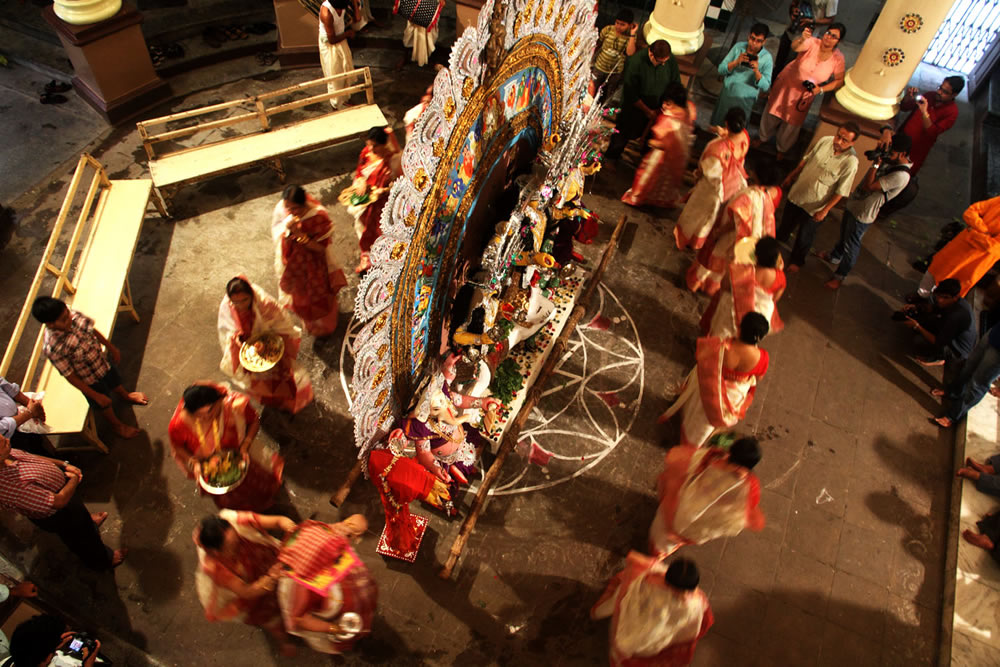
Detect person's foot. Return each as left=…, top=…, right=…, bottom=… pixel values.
left=990, top=382, right=1000, bottom=398
left=966, top=457, right=991, bottom=474
left=786, top=263, right=800, bottom=274
left=813, top=250, right=841, bottom=265
left=111, top=548, right=128, bottom=567
left=91, top=512, right=108, bottom=527
left=824, top=278, right=842, bottom=290
left=931, top=388, right=946, bottom=397
left=126, top=391, right=148, bottom=405
left=930, top=416, right=953, bottom=428
left=916, top=357, right=945, bottom=367
left=113, top=423, right=142, bottom=439
left=957, top=466, right=981, bottom=481
left=963, top=529, right=994, bottom=550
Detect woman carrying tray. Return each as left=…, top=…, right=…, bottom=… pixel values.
left=276, top=515, right=377, bottom=655
left=169, top=383, right=284, bottom=511
left=193, top=511, right=295, bottom=655
left=218, top=276, right=314, bottom=414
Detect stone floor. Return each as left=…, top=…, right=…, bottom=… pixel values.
left=0, top=10, right=981, bottom=667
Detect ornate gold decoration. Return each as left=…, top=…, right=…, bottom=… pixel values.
left=405, top=210, right=417, bottom=227
left=544, top=0, right=554, bottom=22
left=432, top=137, right=445, bottom=157
left=462, top=77, right=475, bottom=99
left=414, top=168, right=429, bottom=190
left=572, top=36, right=580, bottom=53
left=534, top=1, right=543, bottom=24
left=514, top=14, right=523, bottom=37
left=372, top=311, right=389, bottom=334
left=566, top=24, right=576, bottom=43
left=390, top=242, right=407, bottom=260
left=371, top=366, right=387, bottom=389
left=389, top=37, right=564, bottom=401
left=385, top=281, right=394, bottom=294
left=899, top=13, right=923, bottom=34
left=379, top=403, right=393, bottom=423
left=374, top=387, right=388, bottom=407
left=377, top=343, right=389, bottom=359
left=444, top=97, right=456, bottom=119
left=562, top=7, right=574, bottom=26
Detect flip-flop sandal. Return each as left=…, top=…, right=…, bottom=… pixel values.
left=164, top=43, right=185, bottom=59
left=44, top=80, right=71, bottom=94
left=40, top=92, right=68, bottom=105
left=148, top=45, right=164, bottom=67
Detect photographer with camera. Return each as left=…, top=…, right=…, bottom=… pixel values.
left=711, top=24, right=773, bottom=129
left=774, top=1, right=839, bottom=78
left=757, top=22, right=846, bottom=162
left=892, top=278, right=974, bottom=380
left=817, top=133, right=912, bottom=289
left=877, top=77, right=963, bottom=177
left=8, top=614, right=105, bottom=666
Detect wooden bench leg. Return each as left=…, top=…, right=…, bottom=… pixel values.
left=152, top=187, right=171, bottom=218
left=271, top=158, right=286, bottom=183
left=81, top=411, right=109, bottom=454
left=118, top=277, right=140, bottom=323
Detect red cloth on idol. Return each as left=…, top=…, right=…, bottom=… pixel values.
left=368, top=449, right=435, bottom=554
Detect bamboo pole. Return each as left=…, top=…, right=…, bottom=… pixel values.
left=329, top=458, right=365, bottom=507
left=439, top=214, right=628, bottom=579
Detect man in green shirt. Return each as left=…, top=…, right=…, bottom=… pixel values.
left=606, top=40, right=681, bottom=160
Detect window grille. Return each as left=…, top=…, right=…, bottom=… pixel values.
left=925, top=0, right=1000, bottom=74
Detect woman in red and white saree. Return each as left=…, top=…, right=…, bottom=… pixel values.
left=649, top=439, right=765, bottom=556
left=621, top=85, right=696, bottom=209
left=169, top=383, right=284, bottom=511
left=700, top=236, right=785, bottom=339
left=659, top=312, right=770, bottom=448
left=686, top=185, right=781, bottom=296
left=673, top=108, right=749, bottom=251
left=591, top=554, right=713, bottom=667
left=271, top=185, right=348, bottom=337
left=193, top=511, right=295, bottom=654
left=218, top=277, right=313, bottom=414
left=340, top=126, right=401, bottom=273
left=276, top=515, right=377, bottom=655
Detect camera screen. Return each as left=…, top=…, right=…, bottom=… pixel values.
left=69, top=639, right=84, bottom=651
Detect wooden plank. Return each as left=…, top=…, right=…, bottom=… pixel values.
left=144, top=110, right=262, bottom=144
left=265, top=82, right=369, bottom=117
left=148, top=104, right=387, bottom=187
left=1, top=155, right=90, bottom=377
left=137, top=97, right=253, bottom=130
left=439, top=215, right=629, bottom=580
left=254, top=68, right=368, bottom=103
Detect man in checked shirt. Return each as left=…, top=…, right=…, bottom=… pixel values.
left=31, top=297, right=147, bottom=439
left=0, top=433, right=126, bottom=569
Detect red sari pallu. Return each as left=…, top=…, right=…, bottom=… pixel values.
left=673, top=130, right=749, bottom=251
left=649, top=445, right=764, bottom=556
left=621, top=102, right=696, bottom=209
left=699, top=263, right=785, bottom=338
left=591, top=551, right=714, bottom=667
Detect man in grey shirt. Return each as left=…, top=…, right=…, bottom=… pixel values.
left=776, top=120, right=859, bottom=270
left=818, top=133, right=912, bottom=289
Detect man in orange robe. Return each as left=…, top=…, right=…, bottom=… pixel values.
left=916, top=196, right=1000, bottom=298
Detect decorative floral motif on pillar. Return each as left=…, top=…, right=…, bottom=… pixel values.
left=899, top=13, right=924, bottom=34
left=882, top=47, right=906, bottom=67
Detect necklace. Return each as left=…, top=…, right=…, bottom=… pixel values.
left=193, top=414, right=222, bottom=454
left=426, top=419, right=465, bottom=444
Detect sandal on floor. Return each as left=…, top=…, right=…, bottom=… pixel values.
left=40, top=92, right=68, bottom=105
left=256, top=52, right=278, bottom=66
left=44, top=79, right=71, bottom=94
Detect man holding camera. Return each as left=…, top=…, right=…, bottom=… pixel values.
left=879, top=77, right=963, bottom=176
left=776, top=121, right=859, bottom=271
left=893, top=278, right=975, bottom=378
left=9, top=614, right=104, bottom=666
left=818, top=133, right=912, bottom=289
left=711, top=23, right=773, bottom=129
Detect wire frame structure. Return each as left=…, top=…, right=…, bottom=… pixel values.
left=924, top=0, right=1000, bottom=74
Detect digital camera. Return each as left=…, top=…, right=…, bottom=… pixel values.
left=864, top=147, right=891, bottom=161
left=67, top=632, right=98, bottom=659
left=802, top=80, right=816, bottom=93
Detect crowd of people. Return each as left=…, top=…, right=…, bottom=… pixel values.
left=0, top=1, right=993, bottom=664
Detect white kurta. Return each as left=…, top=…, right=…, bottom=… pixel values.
left=319, top=1, right=354, bottom=109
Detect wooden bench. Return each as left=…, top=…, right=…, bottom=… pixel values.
left=137, top=67, right=387, bottom=216
left=0, top=154, right=153, bottom=453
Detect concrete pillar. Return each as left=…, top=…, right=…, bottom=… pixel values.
left=274, top=0, right=319, bottom=68
left=835, top=0, right=960, bottom=120
left=644, top=0, right=711, bottom=56
left=53, top=0, right=122, bottom=26
left=43, top=3, right=169, bottom=124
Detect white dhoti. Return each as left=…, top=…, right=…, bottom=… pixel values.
left=319, top=39, right=353, bottom=109
left=403, top=21, right=438, bottom=67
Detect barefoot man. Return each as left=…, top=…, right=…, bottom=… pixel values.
left=32, top=297, right=147, bottom=438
